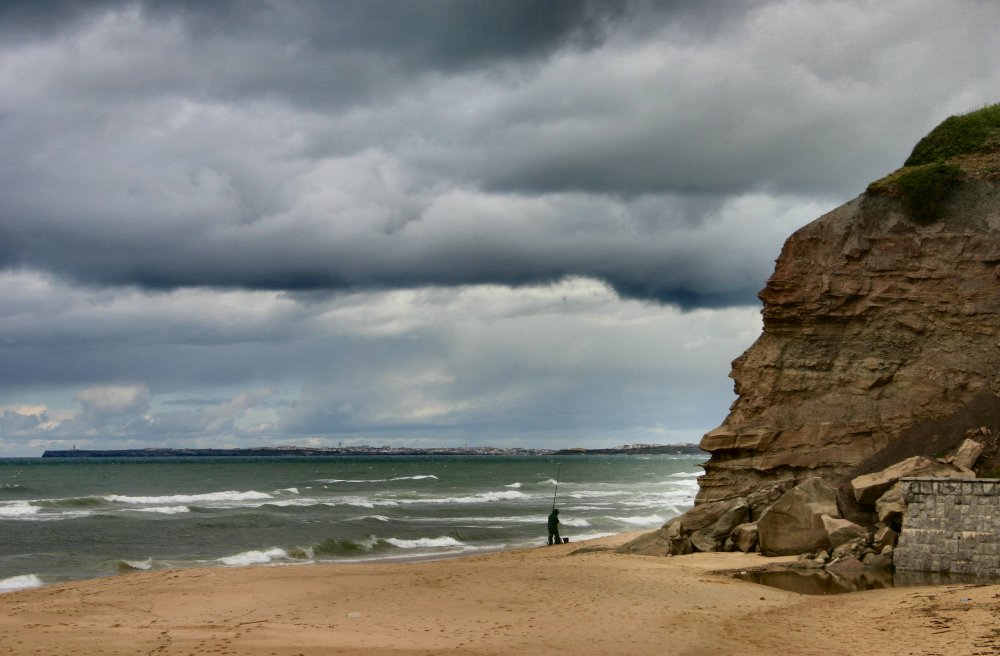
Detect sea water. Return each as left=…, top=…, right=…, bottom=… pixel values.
left=0, top=454, right=701, bottom=591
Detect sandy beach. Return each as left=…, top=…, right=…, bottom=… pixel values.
left=1, top=532, right=997, bottom=656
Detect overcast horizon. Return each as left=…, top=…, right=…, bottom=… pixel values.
left=2, top=1, right=999, bottom=456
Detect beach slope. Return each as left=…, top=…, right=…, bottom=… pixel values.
left=1, top=534, right=996, bottom=655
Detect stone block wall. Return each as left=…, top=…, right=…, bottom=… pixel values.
left=895, top=477, right=1000, bottom=575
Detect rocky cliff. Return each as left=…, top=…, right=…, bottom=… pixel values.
left=697, top=104, right=1000, bottom=504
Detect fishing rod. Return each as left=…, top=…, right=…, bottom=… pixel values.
left=551, top=463, right=562, bottom=510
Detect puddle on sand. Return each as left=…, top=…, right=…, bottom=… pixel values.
left=734, top=568, right=996, bottom=595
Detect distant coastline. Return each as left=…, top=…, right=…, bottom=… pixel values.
left=40, top=443, right=704, bottom=458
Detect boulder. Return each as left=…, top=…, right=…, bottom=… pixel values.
left=730, top=522, right=759, bottom=553
left=821, top=515, right=868, bottom=549
left=874, top=483, right=904, bottom=530
left=617, top=497, right=749, bottom=556
left=943, top=438, right=984, bottom=470
left=746, top=479, right=796, bottom=520
left=826, top=556, right=865, bottom=578
left=851, top=456, right=974, bottom=508
left=688, top=497, right=751, bottom=551
left=757, top=477, right=840, bottom=556
left=863, top=551, right=894, bottom=571
left=873, top=524, right=899, bottom=551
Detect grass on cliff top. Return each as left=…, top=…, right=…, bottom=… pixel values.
left=867, top=102, right=1000, bottom=224
left=905, top=102, right=1000, bottom=166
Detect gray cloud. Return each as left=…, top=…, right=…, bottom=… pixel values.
left=1, top=1, right=999, bottom=453
left=5, top=1, right=996, bottom=306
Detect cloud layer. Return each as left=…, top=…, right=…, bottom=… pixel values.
left=1, top=1, right=999, bottom=453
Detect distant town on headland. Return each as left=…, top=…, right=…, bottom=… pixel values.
left=41, top=443, right=705, bottom=458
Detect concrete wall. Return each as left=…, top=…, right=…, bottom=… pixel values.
left=895, top=477, right=1000, bottom=575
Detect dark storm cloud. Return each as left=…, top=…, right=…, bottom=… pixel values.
left=0, top=0, right=998, bottom=309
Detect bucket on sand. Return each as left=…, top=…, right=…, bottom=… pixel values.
left=563, top=537, right=569, bottom=544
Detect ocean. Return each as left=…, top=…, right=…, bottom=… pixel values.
left=0, top=454, right=702, bottom=592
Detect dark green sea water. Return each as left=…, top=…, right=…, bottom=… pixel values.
left=0, top=455, right=701, bottom=591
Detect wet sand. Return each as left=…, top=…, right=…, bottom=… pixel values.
left=2, top=532, right=998, bottom=655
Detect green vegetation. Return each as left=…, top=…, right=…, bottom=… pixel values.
left=868, top=102, right=1000, bottom=224
left=894, top=162, right=963, bottom=224
left=905, top=102, right=1000, bottom=166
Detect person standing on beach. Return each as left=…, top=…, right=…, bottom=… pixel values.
left=547, top=508, right=561, bottom=545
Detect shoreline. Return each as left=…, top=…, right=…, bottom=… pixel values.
left=5, top=532, right=1000, bottom=655
left=0, top=530, right=632, bottom=595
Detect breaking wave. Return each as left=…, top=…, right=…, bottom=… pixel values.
left=384, top=536, right=465, bottom=549
left=105, top=491, right=273, bottom=505
left=0, top=574, right=44, bottom=592
left=0, top=501, right=41, bottom=517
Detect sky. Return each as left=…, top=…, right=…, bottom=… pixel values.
left=1, top=0, right=999, bottom=456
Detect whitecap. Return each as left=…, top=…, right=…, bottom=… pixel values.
left=0, top=501, right=41, bottom=517
left=131, top=505, right=190, bottom=515
left=504, top=482, right=522, bottom=488
left=120, top=558, right=154, bottom=571
left=104, top=491, right=273, bottom=505
left=559, top=517, right=592, bottom=527
left=277, top=487, right=300, bottom=495
left=385, top=536, right=464, bottom=549
left=401, top=490, right=528, bottom=505
left=0, top=574, right=44, bottom=592
left=219, top=547, right=289, bottom=567
left=390, top=475, right=439, bottom=481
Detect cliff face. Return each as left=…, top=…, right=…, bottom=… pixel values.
left=697, top=180, right=1000, bottom=504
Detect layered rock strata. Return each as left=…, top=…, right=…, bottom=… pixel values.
left=698, top=181, right=1000, bottom=504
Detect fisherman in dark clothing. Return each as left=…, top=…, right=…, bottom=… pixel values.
left=547, top=508, right=561, bottom=545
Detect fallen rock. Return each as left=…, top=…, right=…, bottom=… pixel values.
left=822, top=515, right=868, bottom=549
left=942, top=438, right=984, bottom=470
left=863, top=551, right=894, bottom=571
left=875, top=483, right=904, bottom=530
left=826, top=556, right=865, bottom=578
left=758, top=477, right=840, bottom=556
left=746, top=479, right=796, bottom=521
left=730, top=522, right=759, bottom=553
left=851, top=456, right=974, bottom=508
left=873, top=524, right=898, bottom=551
left=617, top=497, right=749, bottom=556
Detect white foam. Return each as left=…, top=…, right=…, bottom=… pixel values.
left=559, top=517, right=592, bottom=527
left=277, top=487, right=300, bottom=495
left=122, top=558, right=153, bottom=570
left=318, top=475, right=437, bottom=484
left=609, top=514, right=666, bottom=526
left=402, top=490, right=528, bottom=505
left=219, top=547, right=289, bottom=567
left=105, top=490, right=273, bottom=505
left=385, top=536, right=465, bottom=549
left=504, top=482, right=522, bottom=488
left=0, top=574, right=44, bottom=592
left=131, top=505, right=190, bottom=515
left=0, top=501, right=41, bottom=517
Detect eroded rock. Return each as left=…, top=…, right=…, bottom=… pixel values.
left=822, top=515, right=868, bottom=549
left=757, top=477, right=840, bottom=556
left=851, top=456, right=973, bottom=508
